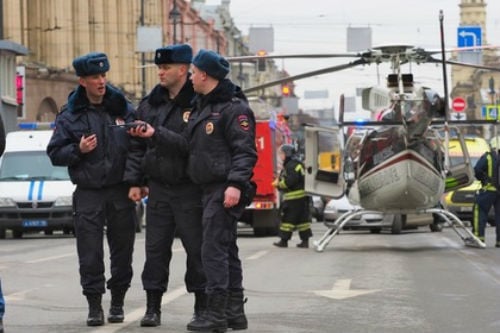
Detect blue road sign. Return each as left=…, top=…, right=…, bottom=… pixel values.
left=457, top=26, right=482, bottom=48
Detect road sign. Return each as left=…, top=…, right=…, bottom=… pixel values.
left=451, top=97, right=466, bottom=112
left=457, top=26, right=482, bottom=48
left=485, top=105, right=499, bottom=120
left=450, top=112, right=466, bottom=121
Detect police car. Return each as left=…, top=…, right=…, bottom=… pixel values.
left=0, top=128, right=75, bottom=238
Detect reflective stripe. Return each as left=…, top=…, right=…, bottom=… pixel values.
left=283, top=190, right=306, bottom=200
left=296, top=222, right=311, bottom=231
left=280, top=223, right=295, bottom=232
left=484, top=153, right=496, bottom=190
left=294, top=163, right=305, bottom=175
left=473, top=203, right=480, bottom=237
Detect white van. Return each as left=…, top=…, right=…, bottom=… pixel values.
left=0, top=130, right=75, bottom=238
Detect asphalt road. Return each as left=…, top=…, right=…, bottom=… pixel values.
left=2, top=223, right=500, bottom=333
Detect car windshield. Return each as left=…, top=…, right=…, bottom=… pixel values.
left=0, top=151, right=70, bottom=181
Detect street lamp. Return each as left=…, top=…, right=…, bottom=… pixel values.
left=169, top=0, right=181, bottom=44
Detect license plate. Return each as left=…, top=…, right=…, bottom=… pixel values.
left=459, top=206, right=472, bottom=212
left=22, top=220, right=48, bottom=227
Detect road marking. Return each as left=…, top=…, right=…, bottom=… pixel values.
left=25, top=253, right=75, bottom=264
left=313, top=279, right=380, bottom=300
left=246, top=250, right=268, bottom=260
left=89, top=286, right=187, bottom=333
left=5, top=287, right=41, bottom=301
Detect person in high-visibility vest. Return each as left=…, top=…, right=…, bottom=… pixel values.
left=472, top=139, right=500, bottom=246
left=272, top=144, right=312, bottom=248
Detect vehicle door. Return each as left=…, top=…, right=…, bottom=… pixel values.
left=304, top=125, right=345, bottom=198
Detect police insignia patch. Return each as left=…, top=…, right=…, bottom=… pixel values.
left=183, top=111, right=191, bottom=123
left=238, top=115, right=250, bottom=131
left=206, top=122, right=214, bottom=135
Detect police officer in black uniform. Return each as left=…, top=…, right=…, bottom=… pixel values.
left=124, top=44, right=206, bottom=327
left=185, top=49, right=257, bottom=332
left=47, top=52, right=137, bottom=327
left=272, top=144, right=312, bottom=248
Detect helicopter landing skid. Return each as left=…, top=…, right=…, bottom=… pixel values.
left=422, top=207, right=485, bottom=249
left=314, top=209, right=384, bottom=252
left=313, top=208, right=485, bottom=252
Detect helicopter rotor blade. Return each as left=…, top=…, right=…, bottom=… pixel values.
left=227, top=53, right=362, bottom=62
left=243, top=58, right=368, bottom=94
left=427, top=56, right=500, bottom=71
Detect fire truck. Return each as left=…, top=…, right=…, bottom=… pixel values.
left=240, top=98, right=292, bottom=236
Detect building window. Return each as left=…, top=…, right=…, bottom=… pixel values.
left=0, top=52, right=16, bottom=104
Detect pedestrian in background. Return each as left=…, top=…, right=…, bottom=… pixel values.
left=471, top=139, right=500, bottom=246
left=272, top=144, right=312, bottom=248
left=125, top=44, right=206, bottom=327
left=47, top=52, right=137, bottom=326
left=185, top=49, right=257, bottom=332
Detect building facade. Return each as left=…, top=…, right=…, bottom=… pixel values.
left=451, top=0, right=500, bottom=127
left=2, top=0, right=229, bottom=123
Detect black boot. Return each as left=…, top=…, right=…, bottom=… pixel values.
left=296, top=239, right=309, bottom=248
left=140, top=290, right=162, bottom=327
left=187, top=292, right=228, bottom=332
left=186, top=291, right=207, bottom=329
left=273, top=239, right=288, bottom=248
left=0, top=317, right=3, bottom=333
left=108, top=288, right=126, bottom=323
left=226, top=290, right=248, bottom=330
left=86, top=294, right=104, bottom=326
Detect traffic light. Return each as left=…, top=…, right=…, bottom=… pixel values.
left=281, top=84, right=291, bottom=97
left=256, top=50, right=266, bottom=72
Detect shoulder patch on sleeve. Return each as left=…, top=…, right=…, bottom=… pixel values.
left=238, top=114, right=250, bottom=131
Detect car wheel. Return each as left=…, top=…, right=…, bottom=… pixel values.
left=44, top=229, right=53, bottom=235
left=0, top=228, right=5, bottom=239
left=12, top=230, right=23, bottom=239
left=370, top=228, right=382, bottom=234
left=391, top=214, right=405, bottom=234
left=429, top=222, right=443, bottom=232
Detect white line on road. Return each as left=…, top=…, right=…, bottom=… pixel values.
left=89, top=286, right=187, bottom=333
left=245, top=250, right=268, bottom=260
left=25, top=253, right=75, bottom=264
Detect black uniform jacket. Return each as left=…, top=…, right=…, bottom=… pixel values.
left=46, top=84, right=135, bottom=189
left=187, top=79, right=257, bottom=191
left=124, top=79, right=194, bottom=186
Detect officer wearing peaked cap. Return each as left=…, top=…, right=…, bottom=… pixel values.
left=47, top=52, right=137, bottom=327
left=124, top=44, right=206, bottom=328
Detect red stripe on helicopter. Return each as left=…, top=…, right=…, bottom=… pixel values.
left=361, top=150, right=441, bottom=179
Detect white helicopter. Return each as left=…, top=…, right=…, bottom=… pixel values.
left=232, top=11, right=500, bottom=252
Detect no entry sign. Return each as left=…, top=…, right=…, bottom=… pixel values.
left=452, top=97, right=466, bottom=112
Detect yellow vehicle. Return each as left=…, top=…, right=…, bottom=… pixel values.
left=442, top=136, right=493, bottom=224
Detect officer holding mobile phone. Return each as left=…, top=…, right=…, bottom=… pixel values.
left=124, top=44, right=206, bottom=328
left=46, top=52, right=137, bottom=327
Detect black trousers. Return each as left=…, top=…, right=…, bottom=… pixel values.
left=141, top=181, right=205, bottom=293
left=200, top=183, right=246, bottom=295
left=73, top=184, right=136, bottom=295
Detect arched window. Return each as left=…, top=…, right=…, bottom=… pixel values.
left=36, top=97, right=58, bottom=122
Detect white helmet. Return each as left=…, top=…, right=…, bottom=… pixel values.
left=490, top=137, right=499, bottom=150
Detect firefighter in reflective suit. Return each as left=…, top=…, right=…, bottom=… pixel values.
left=272, top=144, right=312, bottom=248
left=472, top=139, right=500, bottom=246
